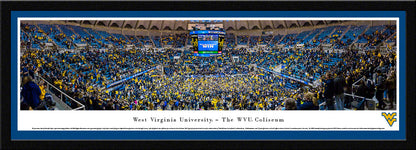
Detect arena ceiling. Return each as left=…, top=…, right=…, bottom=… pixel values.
left=65, top=20, right=345, bottom=31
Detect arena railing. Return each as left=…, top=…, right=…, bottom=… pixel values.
left=318, top=93, right=377, bottom=110
left=105, top=66, right=157, bottom=89
left=257, top=67, right=313, bottom=86
left=35, top=74, right=85, bottom=110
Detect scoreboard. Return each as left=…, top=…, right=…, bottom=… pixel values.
left=190, top=30, right=225, bottom=56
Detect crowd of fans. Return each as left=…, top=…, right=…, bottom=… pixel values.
left=357, top=25, right=396, bottom=48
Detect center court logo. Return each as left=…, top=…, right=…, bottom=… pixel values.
left=381, top=112, right=397, bottom=127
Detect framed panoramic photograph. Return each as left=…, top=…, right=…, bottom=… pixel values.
left=1, top=1, right=414, bottom=149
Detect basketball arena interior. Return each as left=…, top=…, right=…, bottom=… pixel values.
left=19, top=20, right=397, bottom=111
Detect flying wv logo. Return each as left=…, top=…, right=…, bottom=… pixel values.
left=381, top=112, right=397, bottom=127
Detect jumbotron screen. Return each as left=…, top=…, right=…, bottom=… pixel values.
left=190, top=30, right=225, bottom=55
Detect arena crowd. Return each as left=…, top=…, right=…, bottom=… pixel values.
left=19, top=23, right=397, bottom=111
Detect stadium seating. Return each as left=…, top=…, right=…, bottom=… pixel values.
left=386, top=33, right=396, bottom=44
left=356, top=25, right=384, bottom=43
left=126, top=35, right=143, bottom=48
left=137, top=36, right=152, bottom=46
left=337, top=25, right=367, bottom=49
left=279, top=34, right=297, bottom=47
left=152, top=36, right=162, bottom=48
left=37, top=24, right=71, bottom=48
left=225, top=33, right=236, bottom=48
left=111, top=33, right=129, bottom=48
left=95, top=30, right=113, bottom=45
left=294, top=30, right=310, bottom=44
left=237, top=35, right=249, bottom=45
left=323, top=25, right=348, bottom=44
left=301, top=29, right=321, bottom=49
left=269, top=34, right=283, bottom=47
left=313, top=26, right=337, bottom=45
left=70, top=26, right=90, bottom=44
left=187, top=36, right=192, bottom=46
left=57, top=25, right=78, bottom=43
left=161, top=34, right=174, bottom=46
left=259, top=35, right=273, bottom=45
left=173, top=33, right=187, bottom=48
left=20, top=25, right=44, bottom=49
